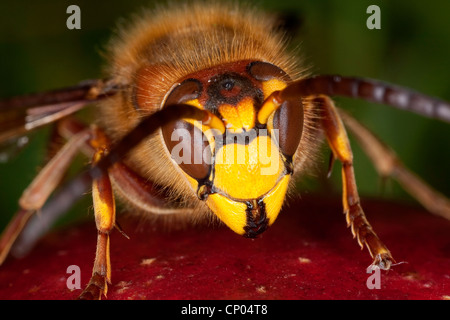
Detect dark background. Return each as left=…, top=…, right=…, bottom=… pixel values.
left=0, top=0, right=449, bottom=230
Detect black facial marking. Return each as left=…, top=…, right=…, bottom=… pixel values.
left=196, top=178, right=215, bottom=200
left=205, top=72, right=263, bottom=112
left=243, top=198, right=268, bottom=238
left=161, top=120, right=211, bottom=180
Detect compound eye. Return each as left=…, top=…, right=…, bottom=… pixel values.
left=247, top=61, right=301, bottom=157
left=161, top=79, right=211, bottom=180
left=272, top=99, right=304, bottom=157
left=162, top=120, right=211, bottom=180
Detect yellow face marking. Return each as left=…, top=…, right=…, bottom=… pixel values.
left=261, top=78, right=287, bottom=99
left=206, top=194, right=248, bottom=235
left=214, top=135, right=283, bottom=200
left=263, top=175, right=290, bottom=225
left=218, top=97, right=256, bottom=133
left=184, top=98, right=203, bottom=110
left=205, top=174, right=291, bottom=235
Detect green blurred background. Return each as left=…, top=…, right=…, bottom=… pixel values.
left=0, top=0, right=449, bottom=230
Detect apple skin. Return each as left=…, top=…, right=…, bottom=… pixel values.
left=0, top=196, right=449, bottom=300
